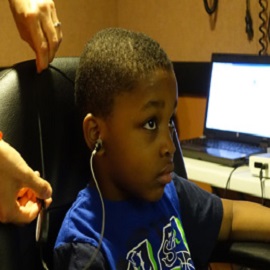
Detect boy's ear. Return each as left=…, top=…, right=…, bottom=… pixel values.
left=83, top=113, right=102, bottom=150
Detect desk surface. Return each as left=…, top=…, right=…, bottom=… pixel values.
left=183, top=157, right=270, bottom=199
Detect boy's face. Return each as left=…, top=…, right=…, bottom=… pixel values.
left=98, top=69, right=178, bottom=202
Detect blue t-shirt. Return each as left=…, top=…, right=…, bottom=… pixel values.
left=54, top=173, right=222, bottom=269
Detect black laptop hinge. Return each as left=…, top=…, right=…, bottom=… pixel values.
left=259, top=140, right=270, bottom=148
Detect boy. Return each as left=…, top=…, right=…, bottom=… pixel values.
left=54, top=28, right=270, bottom=270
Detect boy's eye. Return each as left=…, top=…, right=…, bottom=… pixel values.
left=144, top=119, right=157, bottom=130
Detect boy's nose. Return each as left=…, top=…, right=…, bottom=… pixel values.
left=160, top=130, right=176, bottom=158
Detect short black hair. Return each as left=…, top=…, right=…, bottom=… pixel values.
left=75, top=27, right=173, bottom=118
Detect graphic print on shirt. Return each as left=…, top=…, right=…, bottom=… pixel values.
left=126, top=216, right=195, bottom=270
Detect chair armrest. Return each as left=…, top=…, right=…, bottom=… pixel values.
left=211, top=241, right=270, bottom=269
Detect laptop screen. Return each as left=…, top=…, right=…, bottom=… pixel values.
left=205, top=53, right=270, bottom=142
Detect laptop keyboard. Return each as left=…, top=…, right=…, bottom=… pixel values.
left=181, top=138, right=265, bottom=155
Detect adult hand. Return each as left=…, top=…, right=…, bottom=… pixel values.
left=9, top=0, right=63, bottom=73
left=0, top=137, right=52, bottom=224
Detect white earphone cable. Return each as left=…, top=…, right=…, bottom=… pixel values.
left=83, top=147, right=106, bottom=269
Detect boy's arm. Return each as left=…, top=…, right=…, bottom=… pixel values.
left=219, top=198, right=270, bottom=242
left=54, top=242, right=108, bottom=269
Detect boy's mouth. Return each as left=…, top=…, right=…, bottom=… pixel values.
left=157, top=164, right=174, bottom=185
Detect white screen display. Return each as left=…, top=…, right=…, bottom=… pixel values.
left=205, top=61, right=270, bottom=138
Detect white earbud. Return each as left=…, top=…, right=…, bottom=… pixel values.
left=94, top=138, right=103, bottom=152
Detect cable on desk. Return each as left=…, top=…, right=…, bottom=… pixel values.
left=223, top=165, right=244, bottom=198
left=223, top=163, right=270, bottom=205
left=256, top=163, right=269, bottom=205
left=259, top=167, right=265, bottom=205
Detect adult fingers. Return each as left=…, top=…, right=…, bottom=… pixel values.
left=0, top=198, right=41, bottom=224
left=44, top=197, right=53, bottom=209
left=37, top=1, right=62, bottom=71
left=16, top=199, right=41, bottom=224
left=23, top=17, right=50, bottom=73
left=23, top=170, right=52, bottom=200
left=46, top=1, right=62, bottom=62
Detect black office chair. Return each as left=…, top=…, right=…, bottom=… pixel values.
left=0, top=57, right=269, bottom=270
left=0, top=57, right=90, bottom=270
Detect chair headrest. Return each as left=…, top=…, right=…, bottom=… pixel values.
left=0, top=57, right=90, bottom=208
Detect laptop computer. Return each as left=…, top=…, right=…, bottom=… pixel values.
left=180, top=53, right=270, bottom=167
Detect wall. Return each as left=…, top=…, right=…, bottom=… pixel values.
left=2, top=1, right=268, bottom=65
left=0, top=0, right=117, bottom=66
left=1, top=1, right=269, bottom=139
left=116, top=0, right=270, bottom=139
left=117, top=0, right=269, bottom=61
